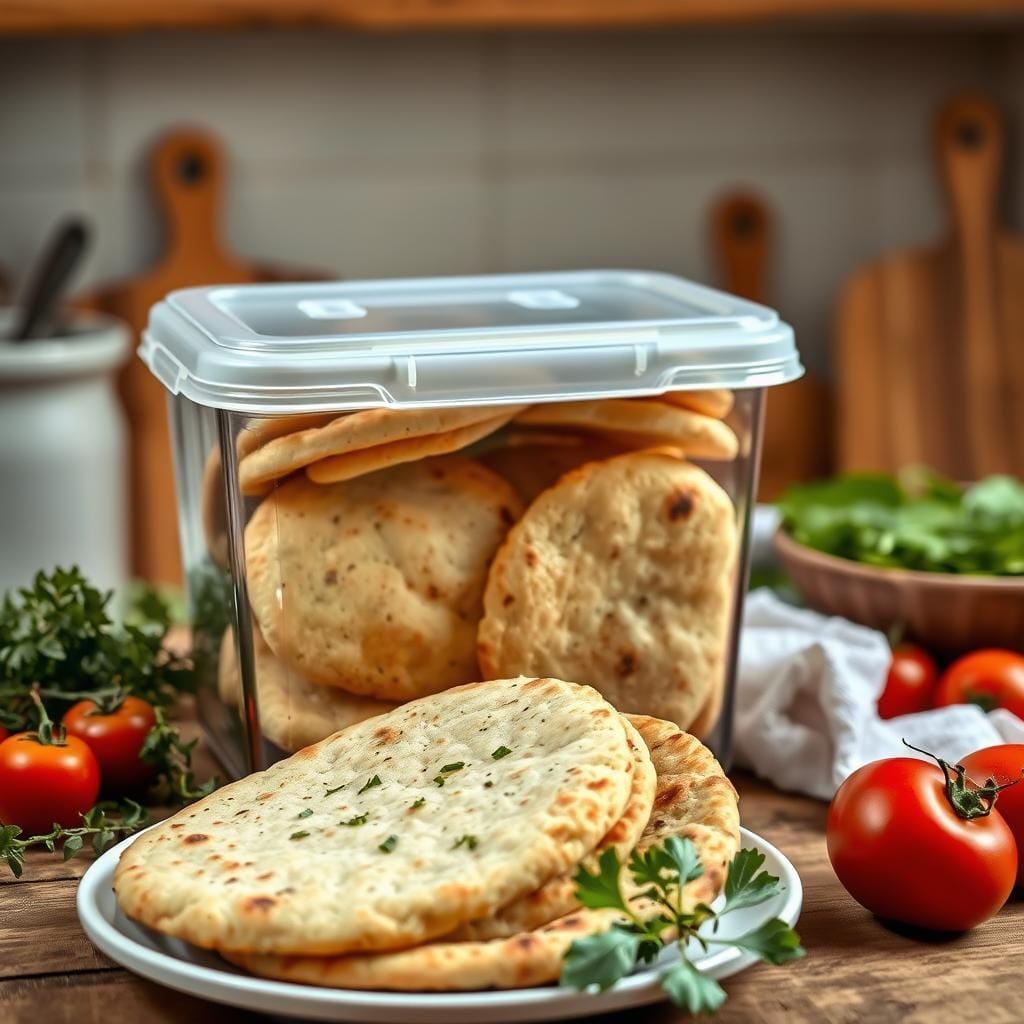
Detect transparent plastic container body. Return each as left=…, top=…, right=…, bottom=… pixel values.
left=149, top=271, right=799, bottom=777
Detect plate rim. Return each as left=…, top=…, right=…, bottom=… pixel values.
left=77, top=824, right=802, bottom=1018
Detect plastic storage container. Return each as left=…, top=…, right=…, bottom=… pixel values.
left=141, top=270, right=800, bottom=778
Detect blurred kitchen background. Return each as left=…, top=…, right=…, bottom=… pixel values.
left=2, top=8, right=1024, bottom=588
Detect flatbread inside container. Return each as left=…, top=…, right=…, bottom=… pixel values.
left=245, top=456, right=523, bottom=701
left=477, top=451, right=737, bottom=731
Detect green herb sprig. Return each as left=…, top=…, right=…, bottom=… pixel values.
left=0, top=567, right=209, bottom=805
left=0, top=800, right=148, bottom=878
left=358, top=775, right=382, bottom=794
left=560, top=840, right=804, bottom=1012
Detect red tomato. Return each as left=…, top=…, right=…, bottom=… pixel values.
left=960, top=744, right=1024, bottom=887
left=878, top=645, right=939, bottom=719
left=63, top=696, right=157, bottom=793
left=0, top=732, right=100, bottom=835
left=934, top=649, right=1024, bottom=718
left=827, top=756, right=1017, bottom=931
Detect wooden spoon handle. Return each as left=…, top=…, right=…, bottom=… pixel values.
left=936, top=94, right=1006, bottom=476
left=711, top=191, right=770, bottom=303
left=151, top=128, right=229, bottom=271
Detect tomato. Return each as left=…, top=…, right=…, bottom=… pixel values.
left=0, top=732, right=100, bottom=835
left=63, top=696, right=157, bottom=793
left=960, top=744, right=1024, bottom=886
left=934, top=649, right=1024, bottom=718
left=0, top=726, right=7, bottom=743
left=827, top=755, right=1016, bottom=931
left=878, top=644, right=939, bottom=719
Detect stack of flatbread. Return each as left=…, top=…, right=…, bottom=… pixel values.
left=208, top=390, right=739, bottom=751
left=115, top=677, right=740, bottom=991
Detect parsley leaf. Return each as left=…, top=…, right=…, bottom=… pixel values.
left=663, top=835, right=706, bottom=886
left=491, top=746, right=512, bottom=760
left=289, top=831, right=310, bottom=841
left=340, top=813, right=368, bottom=827
left=560, top=926, right=640, bottom=992
left=357, top=774, right=382, bottom=794
left=721, top=847, right=783, bottom=914
left=323, top=784, right=345, bottom=798
left=661, top=959, right=727, bottom=1014
left=410, top=798, right=426, bottom=810
left=560, top=838, right=804, bottom=1011
left=574, top=847, right=629, bottom=913
left=722, top=918, right=806, bottom=965
left=452, top=834, right=479, bottom=851
left=440, top=762, right=465, bottom=774
left=297, top=808, right=313, bottom=819
left=378, top=834, right=398, bottom=854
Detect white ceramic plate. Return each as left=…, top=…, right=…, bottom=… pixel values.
left=77, top=825, right=801, bottom=1023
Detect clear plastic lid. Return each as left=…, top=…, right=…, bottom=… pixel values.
left=139, top=269, right=801, bottom=413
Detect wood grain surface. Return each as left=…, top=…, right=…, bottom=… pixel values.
left=835, top=93, right=1024, bottom=479
left=2, top=756, right=1022, bottom=1023
left=3, top=0, right=1024, bottom=34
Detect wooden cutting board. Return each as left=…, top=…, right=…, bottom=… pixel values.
left=80, top=128, right=329, bottom=585
left=836, top=94, right=1024, bottom=479
left=710, top=191, right=831, bottom=500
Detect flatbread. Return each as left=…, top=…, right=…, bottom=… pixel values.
left=201, top=448, right=231, bottom=571
left=239, top=405, right=522, bottom=494
left=237, top=413, right=341, bottom=459
left=226, top=714, right=740, bottom=991
left=306, top=413, right=518, bottom=485
left=478, top=451, right=737, bottom=730
left=655, top=389, right=735, bottom=420
left=479, top=434, right=627, bottom=506
left=217, top=627, right=398, bottom=752
left=447, top=713, right=656, bottom=940
left=114, top=676, right=638, bottom=956
left=246, top=456, right=523, bottom=700
left=515, top=400, right=738, bottom=461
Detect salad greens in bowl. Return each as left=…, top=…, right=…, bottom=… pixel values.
left=774, top=470, right=1024, bottom=655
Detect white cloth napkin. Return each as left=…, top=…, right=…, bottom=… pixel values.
left=734, top=589, right=1024, bottom=800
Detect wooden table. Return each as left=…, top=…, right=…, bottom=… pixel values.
left=3, top=767, right=1023, bottom=1023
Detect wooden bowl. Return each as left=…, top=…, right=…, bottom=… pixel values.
left=774, top=530, right=1024, bottom=657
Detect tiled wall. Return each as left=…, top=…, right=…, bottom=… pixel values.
left=1, top=28, right=1022, bottom=374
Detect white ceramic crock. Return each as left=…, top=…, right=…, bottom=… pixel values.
left=0, top=310, right=130, bottom=595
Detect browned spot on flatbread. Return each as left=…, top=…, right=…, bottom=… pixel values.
left=375, top=726, right=399, bottom=745
left=183, top=834, right=208, bottom=845
left=617, top=651, right=636, bottom=676
left=666, top=489, right=695, bottom=521
left=654, top=782, right=686, bottom=811
left=244, top=896, right=277, bottom=913
left=524, top=548, right=538, bottom=567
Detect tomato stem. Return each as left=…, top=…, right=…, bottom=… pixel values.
left=28, top=684, right=66, bottom=747
left=902, top=739, right=1022, bottom=819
